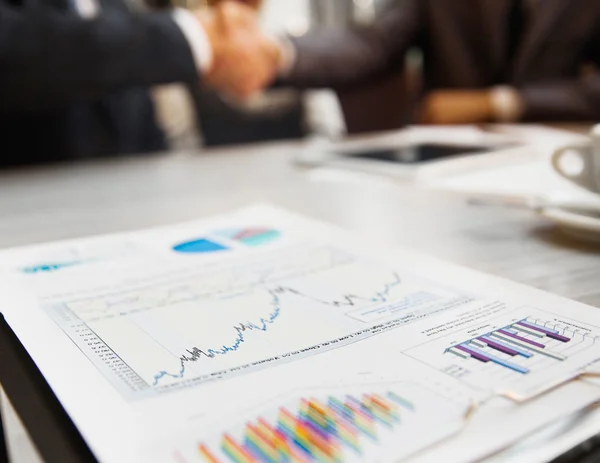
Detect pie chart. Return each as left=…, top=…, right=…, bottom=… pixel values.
left=173, top=228, right=281, bottom=254
left=172, top=239, right=228, bottom=254
left=214, top=228, right=281, bottom=247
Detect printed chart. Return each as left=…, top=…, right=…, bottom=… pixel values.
left=406, top=307, right=600, bottom=400
left=170, top=382, right=466, bottom=463
left=173, top=229, right=281, bottom=254
left=12, top=241, right=140, bottom=274
left=44, top=244, right=470, bottom=400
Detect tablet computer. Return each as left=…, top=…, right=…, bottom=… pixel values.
left=331, top=143, right=512, bottom=164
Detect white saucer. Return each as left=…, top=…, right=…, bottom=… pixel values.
left=541, top=207, right=600, bottom=244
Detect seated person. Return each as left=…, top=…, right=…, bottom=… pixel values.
left=0, top=0, right=278, bottom=165
left=265, top=0, right=600, bottom=125
left=192, top=0, right=305, bottom=147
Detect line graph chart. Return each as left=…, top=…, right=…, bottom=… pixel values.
left=152, top=273, right=402, bottom=386
left=63, top=246, right=354, bottom=321
left=45, top=244, right=469, bottom=400
left=152, top=288, right=285, bottom=385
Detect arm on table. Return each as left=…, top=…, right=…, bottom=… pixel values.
left=518, top=26, right=600, bottom=122
left=519, top=76, right=600, bottom=121
left=279, top=0, right=421, bottom=90
left=0, top=1, right=277, bottom=114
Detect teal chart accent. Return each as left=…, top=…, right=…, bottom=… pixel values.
left=215, top=228, right=282, bottom=247
left=21, top=262, right=80, bottom=274
left=173, top=228, right=281, bottom=254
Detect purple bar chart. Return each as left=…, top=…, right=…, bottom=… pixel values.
left=446, top=318, right=572, bottom=375
left=406, top=309, right=600, bottom=400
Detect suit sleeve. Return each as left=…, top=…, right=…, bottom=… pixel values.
left=282, top=0, right=421, bottom=90
left=0, top=4, right=199, bottom=113
left=519, top=24, right=600, bottom=121
left=520, top=76, right=600, bottom=121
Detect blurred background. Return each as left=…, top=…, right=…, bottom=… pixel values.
left=4, top=1, right=600, bottom=462
left=152, top=0, right=417, bottom=149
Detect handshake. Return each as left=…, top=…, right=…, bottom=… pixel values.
left=195, top=1, right=285, bottom=99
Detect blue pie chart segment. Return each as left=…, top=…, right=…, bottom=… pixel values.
left=172, top=228, right=281, bottom=254
left=173, top=239, right=228, bottom=254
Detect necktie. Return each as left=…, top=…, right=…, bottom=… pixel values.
left=505, top=0, right=526, bottom=72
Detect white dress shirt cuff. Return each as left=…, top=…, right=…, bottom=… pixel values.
left=172, top=8, right=213, bottom=73
left=275, top=34, right=297, bottom=77
left=490, top=86, right=525, bottom=122
left=74, top=0, right=99, bottom=19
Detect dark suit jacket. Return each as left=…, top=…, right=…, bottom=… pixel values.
left=193, top=85, right=305, bottom=147
left=0, top=0, right=198, bottom=165
left=286, top=0, right=600, bottom=122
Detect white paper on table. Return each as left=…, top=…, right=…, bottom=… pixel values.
left=421, top=124, right=599, bottom=203
left=426, top=156, right=600, bottom=205
left=484, top=124, right=589, bottom=147
left=2, top=204, right=600, bottom=462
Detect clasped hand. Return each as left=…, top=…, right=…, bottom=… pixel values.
left=196, top=1, right=281, bottom=100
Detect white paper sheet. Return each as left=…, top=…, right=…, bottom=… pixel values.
left=2, top=204, right=600, bottom=463
left=423, top=125, right=600, bottom=206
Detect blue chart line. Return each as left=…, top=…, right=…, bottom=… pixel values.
left=22, top=261, right=82, bottom=274
left=151, top=272, right=401, bottom=386
left=270, top=271, right=402, bottom=308
left=152, top=290, right=283, bottom=386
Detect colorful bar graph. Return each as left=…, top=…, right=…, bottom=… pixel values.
left=199, top=444, right=222, bottom=463
left=455, top=345, right=490, bottom=363
left=469, top=339, right=487, bottom=349
left=447, top=347, right=470, bottom=359
left=512, top=324, right=545, bottom=338
left=491, top=333, right=566, bottom=361
left=479, top=336, right=533, bottom=358
left=199, top=391, right=412, bottom=463
left=462, top=344, right=530, bottom=374
left=445, top=317, right=571, bottom=375
left=517, top=321, right=559, bottom=334
left=385, top=392, right=415, bottom=411
left=516, top=321, right=571, bottom=342
left=476, top=337, right=520, bottom=356
left=496, top=329, right=547, bottom=349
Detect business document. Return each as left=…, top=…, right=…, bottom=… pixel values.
left=2, top=205, right=600, bottom=463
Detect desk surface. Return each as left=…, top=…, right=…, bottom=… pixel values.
left=1, top=136, right=600, bottom=462
left=1, top=140, right=598, bottom=307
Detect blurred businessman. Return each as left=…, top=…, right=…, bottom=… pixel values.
left=245, top=0, right=600, bottom=125
left=0, top=0, right=279, bottom=165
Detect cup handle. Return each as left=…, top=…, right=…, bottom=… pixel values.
left=551, top=144, right=595, bottom=190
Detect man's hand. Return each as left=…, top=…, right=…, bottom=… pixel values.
left=196, top=1, right=281, bottom=99
left=418, top=90, right=494, bottom=125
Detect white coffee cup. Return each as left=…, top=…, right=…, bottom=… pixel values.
left=552, top=124, right=600, bottom=193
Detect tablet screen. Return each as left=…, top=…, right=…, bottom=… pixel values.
left=336, top=144, right=508, bottom=164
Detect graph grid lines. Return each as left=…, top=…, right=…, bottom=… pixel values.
left=444, top=317, right=587, bottom=376
left=152, top=272, right=402, bottom=386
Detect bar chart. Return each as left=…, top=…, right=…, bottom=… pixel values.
left=447, top=318, right=572, bottom=375
left=170, top=382, right=466, bottom=463
left=406, top=308, right=600, bottom=400
left=199, top=392, right=407, bottom=463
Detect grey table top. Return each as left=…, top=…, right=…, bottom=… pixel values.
left=1, top=137, right=600, bottom=463
left=1, top=140, right=599, bottom=307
